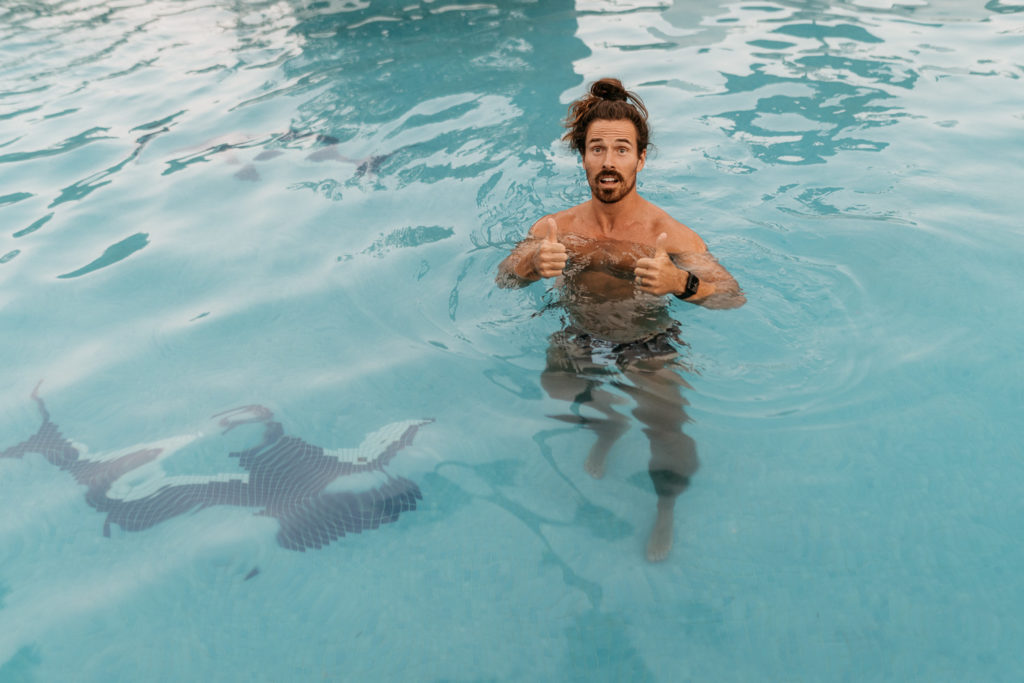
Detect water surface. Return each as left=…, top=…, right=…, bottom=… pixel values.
left=2, top=0, right=1023, bottom=680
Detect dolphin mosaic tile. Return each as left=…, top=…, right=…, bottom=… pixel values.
left=1, top=386, right=431, bottom=551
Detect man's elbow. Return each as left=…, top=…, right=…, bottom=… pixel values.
left=698, top=289, right=746, bottom=310
left=724, top=290, right=747, bottom=309
left=718, top=279, right=746, bottom=309
left=495, top=269, right=527, bottom=289
left=724, top=290, right=749, bottom=309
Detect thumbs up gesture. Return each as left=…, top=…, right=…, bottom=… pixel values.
left=634, top=233, right=679, bottom=295
left=532, top=217, right=568, bottom=279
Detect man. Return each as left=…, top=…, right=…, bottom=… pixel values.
left=496, top=78, right=745, bottom=562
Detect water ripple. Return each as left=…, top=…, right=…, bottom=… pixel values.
left=0, top=127, right=114, bottom=164
left=12, top=213, right=53, bottom=239
left=56, top=232, right=149, bottom=279
left=1, top=2, right=1022, bottom=678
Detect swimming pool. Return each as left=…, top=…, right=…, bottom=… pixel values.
left=2, top=0, right=1022, bottom=679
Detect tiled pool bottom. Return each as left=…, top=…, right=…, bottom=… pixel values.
left=2, top=0, right=1024, bottom=679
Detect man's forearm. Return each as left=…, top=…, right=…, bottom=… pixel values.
left=669, top=252, right=746, bottom=309
left=496, top=242, right=542, bottom=288
left=686, top=276, right=746, bottom=309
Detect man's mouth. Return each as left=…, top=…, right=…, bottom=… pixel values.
left=598, top=173, right=621, bottom=186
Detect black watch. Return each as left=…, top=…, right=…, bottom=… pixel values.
left=674, top=272, right=700, bottom=300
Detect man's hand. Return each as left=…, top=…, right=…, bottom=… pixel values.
left=532, top=218, right=568, bottom=279
left=634, top=233, right=684, bottom=296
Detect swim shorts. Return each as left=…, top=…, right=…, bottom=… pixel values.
left=547, top=324, right=683, bottom=374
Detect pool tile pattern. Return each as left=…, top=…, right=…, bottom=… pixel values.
left=1, top=389, right=429, bottom=551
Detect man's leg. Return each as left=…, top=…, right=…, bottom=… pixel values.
left=623, top=363, right=698, bottom=562
left=541, top=342, right=630, bottom=479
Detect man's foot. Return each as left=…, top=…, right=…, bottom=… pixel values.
left=582, top=419, right=628, bottom=479
left=584, top=450, right=607, bottom=479
left=646, top=505, right=674, bottom=562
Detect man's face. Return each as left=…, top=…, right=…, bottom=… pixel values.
left=582, top=118, right=646, bottom=204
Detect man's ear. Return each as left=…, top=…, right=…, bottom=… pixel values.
left=637, top=148, right=647, bottom=172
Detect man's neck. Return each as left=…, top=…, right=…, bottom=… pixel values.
left=586, top=192, right=645, bottom=235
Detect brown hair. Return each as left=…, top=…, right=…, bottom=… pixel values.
left=563, top=78, right=650, bottom=155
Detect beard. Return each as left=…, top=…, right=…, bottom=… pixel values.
left=588, top=169, right=636, bottom=204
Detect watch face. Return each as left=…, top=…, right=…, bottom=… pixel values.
left=685, top=273, right=699, bottom=297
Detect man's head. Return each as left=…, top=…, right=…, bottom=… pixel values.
left=563, top=78, right=650, bottom=156
left=564, top=78, right=650, bottom=204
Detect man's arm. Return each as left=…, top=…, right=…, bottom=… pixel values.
left=496, top=217, right=567, bottom=289
left=668, top=249, right=746, bottom=309
left=634, top=230, right=746, bottom=309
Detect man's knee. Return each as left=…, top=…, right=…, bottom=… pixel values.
left=540, top=370, right=587, bottom=402
left=649, top=468, right=690, bottom=498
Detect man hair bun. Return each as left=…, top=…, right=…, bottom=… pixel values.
left=591, top=78, right=628, bottom=101
left=562, top=77, right=651, bottom=154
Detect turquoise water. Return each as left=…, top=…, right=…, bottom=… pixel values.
left=2, top=0, right=1023, bottom=680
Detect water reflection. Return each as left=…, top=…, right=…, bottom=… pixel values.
left=280, top=0, right=586, bottom=187
left=0, top=0, right=586, bottom=277
left=699, top=6, right=922, bottom=165
left=586, top=1, right=1006, bottom=171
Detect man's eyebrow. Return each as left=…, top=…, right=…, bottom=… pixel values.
left=586, top=137, right=635, bottom=145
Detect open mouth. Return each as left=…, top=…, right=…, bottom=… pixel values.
left=597, top=173, right=621, bottom=186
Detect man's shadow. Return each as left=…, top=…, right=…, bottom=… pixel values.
left=1, top=385, right=431, bottom=551
left=542, top=333, right=697, bottom=562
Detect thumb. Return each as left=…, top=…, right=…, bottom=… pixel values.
left=655, top=232, right=668, bottom=257
left=546, top=218, right=559, bottom=243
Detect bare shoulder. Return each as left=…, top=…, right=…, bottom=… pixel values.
left=647, top=202, right=707, bottom=253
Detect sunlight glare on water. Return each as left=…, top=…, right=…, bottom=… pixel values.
left=1, top=0, right=1023, bottom=680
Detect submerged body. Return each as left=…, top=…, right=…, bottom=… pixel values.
left=546, top=235, right=677, bottom=342
left=497, top=81, right=744, bottom=561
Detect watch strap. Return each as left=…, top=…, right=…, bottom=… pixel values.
left=675, top=272, right=700, bottom=300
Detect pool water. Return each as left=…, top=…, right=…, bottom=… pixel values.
left=2, top=0, right=1023, bottom=680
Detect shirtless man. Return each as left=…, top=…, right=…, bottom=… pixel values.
left=496, top=78, right=745, bottom=562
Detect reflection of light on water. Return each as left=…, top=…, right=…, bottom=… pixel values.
left=851, top=0, right=926, bottom=8
left=1, top=0, right=1022, bottom=679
